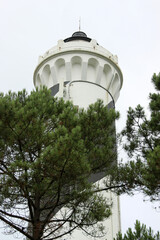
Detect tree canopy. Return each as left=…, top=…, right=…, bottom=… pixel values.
left=115, top=221, right=160, bottom=240
left=0, top=88, right=119, bottom=240
left=110, top=73, right=160, bottom=201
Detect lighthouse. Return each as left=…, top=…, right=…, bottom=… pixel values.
left=33, top=31, right=123, bottom=240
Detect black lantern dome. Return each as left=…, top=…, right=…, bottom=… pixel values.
left=64, top=31, right=91, bottom=43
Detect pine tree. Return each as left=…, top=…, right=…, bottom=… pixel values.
left=111, top=73, right=160, bottom=201
left=115, top=221, right=160, bottom=240
left=0, top=87, right=119, bottom=240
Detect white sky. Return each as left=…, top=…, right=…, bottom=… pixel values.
left=0, top=0, right=160, bottom=239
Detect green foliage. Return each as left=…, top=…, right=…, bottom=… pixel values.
left=115, top=221, right=160, bottom=240
left=0, top=87, right=119, bottom=240
left=111, top=73, right=160, bottom=200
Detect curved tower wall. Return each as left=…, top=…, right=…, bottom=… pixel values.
left=34, top=38, right=123, bottom=109
left=33, top=32, right=123, bottom=240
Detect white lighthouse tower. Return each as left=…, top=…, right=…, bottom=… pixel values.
left=33, top=31, right=123, bottom=240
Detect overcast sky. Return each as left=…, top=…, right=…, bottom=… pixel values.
left=0, top=0, right=160, bottom=239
